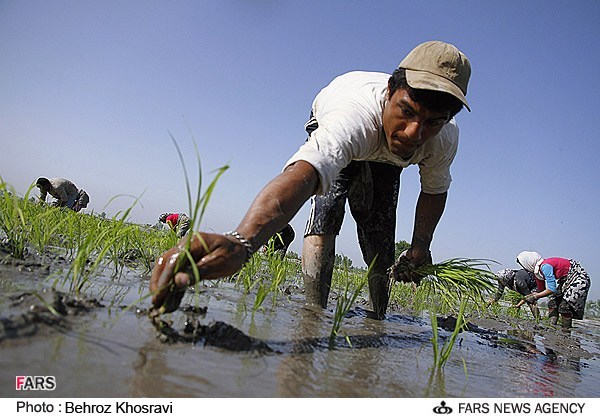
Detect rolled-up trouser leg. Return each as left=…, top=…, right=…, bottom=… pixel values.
left=302, top=234, right=336, bottom=307
left=548, top=291, right=566, bottom=325
left=368, top=270, right=390, bottom=319
left=561, top=313, right=573, bottom=330
left=548, top=306, right=559, bottom=325
left=302, top=162, right=354, bottom=308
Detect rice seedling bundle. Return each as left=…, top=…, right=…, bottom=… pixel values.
left=394, top=257, right=498, bottom=308
left=503, top=290, right=523, bottom=305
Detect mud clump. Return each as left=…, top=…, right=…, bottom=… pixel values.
left=0, top=290, right=104, bottom=341
left=0, top=252, right=49, bottom=273
left=201, top=321, right=273, bottom=352
left=148, top=308, right=272, bottom=353
left=436, top=314, right=481, bottom=333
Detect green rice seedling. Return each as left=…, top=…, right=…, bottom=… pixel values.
left=263, top=239, right=291, bottom=306
left=81, top=193, right=154, bottom=279
left=388, top=257, right=498, bottom=317
left=388, top=281, right=416, bottom=309
left=485, top=290, right=534, bottom=320
left=252, top=277, right=270, bottom=313
left=104, top=221, right=159, bottom=277
left=98, top=196, right=149, bottom=275
left=170, top=133, right=228, bottom=272
left=497, top=290, right=525, bottom=319
left=235, top=252, right=262, bottom=295
left=488, top=300, right=503, bottom=317
left=329, top=257, right=372, bottom=347
left=104, top=225, right=130, bottom=278
left=269, top=259, right=289, bottom=307
left=55, top=195, right=140, bottom=293
left=286, top=256, right=302, bottom=281
left=389, top=279, right=438, bottom=315
left=506, top=305, right=524, bottom=319
left=59, top=211, right=84, bottom=259
left=234, top=248, right=291, bottom=315
left=123, top=224, right=170, bottom=274
left=30, top=289, right=61, bottom=317
left=3, top=284, right=62, bottom=317
left=151, top=134, right=228, bottom=312
left=0, top=179, right=30, bottom=258
left=28, top=205, right=67, bottom=254
left=430, top=297, right=468, bottom=370
left=64, top=220, right=116, bottom=293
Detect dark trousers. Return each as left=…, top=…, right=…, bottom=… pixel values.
left=305, top=160, right=402, bottom=279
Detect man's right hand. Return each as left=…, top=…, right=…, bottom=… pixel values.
left=150, top=231, right=249, bottom=313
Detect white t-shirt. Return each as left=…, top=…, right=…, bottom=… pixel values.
left=284, top=71, right=459, bottom=195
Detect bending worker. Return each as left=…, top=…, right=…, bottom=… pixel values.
left=489, top=268, right=541, bottom=319
left=36, top=177, right=89, bottom=212
left=158, top=213, right=191, bottom=238
left=151, top=40, right=472, bottom=318
left=517, top=251, right=591, bottom=329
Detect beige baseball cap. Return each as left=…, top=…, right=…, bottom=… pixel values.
left=399, top=41, right=471, bottom=111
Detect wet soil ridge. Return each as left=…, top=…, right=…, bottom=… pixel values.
left=1, top=247, right=49, bottom=272
left=440, top=313, right=542, bottom=352
left=0, top=290, right=103, bottom=342
left=146, top=306, right=273, bottom=353
left=434, top=312, right=596, bottom=362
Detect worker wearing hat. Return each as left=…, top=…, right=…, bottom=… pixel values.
left=151, top=41, right=472, bottom=318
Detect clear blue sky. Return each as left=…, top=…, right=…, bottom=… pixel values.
left=1, top=1, right=599, bottom=300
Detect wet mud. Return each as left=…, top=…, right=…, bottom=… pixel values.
left=146, top=307, right=273, bottom=353
left=1, top=291, right=103, bottom=341
left=1, top=246, right=599, bottom=397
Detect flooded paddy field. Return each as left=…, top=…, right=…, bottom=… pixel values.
left=1, top=247, right=599, bottom=398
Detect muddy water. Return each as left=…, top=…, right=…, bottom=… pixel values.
left=1, top=254, right=599, bottom=398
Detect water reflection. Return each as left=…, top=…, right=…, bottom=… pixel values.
left=501, top=331, right=584, bottom=397
left=124, top=295, right=593, bottom=398
left=272, top=305, right=430, bottom=397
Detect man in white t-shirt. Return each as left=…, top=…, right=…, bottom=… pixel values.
left=150, top=41, right=472, bottom=317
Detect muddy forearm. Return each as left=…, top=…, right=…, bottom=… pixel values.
left=235, top=160, right=318, bottom=251
left=535, top=289, right=553, bottom=299
left=411, top=191, right=447, bottom=251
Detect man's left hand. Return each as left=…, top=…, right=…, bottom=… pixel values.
left=524, top=293, right=538, bottom=304
left=388, top=247, right=432, bottom=284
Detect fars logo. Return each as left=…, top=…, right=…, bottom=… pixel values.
left=16, top=376, right=56, bottom=391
